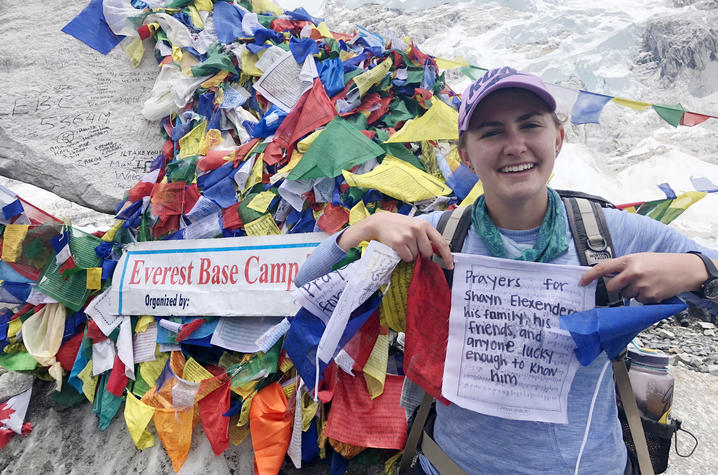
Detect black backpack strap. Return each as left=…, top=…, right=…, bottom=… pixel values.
left=562, top=195, right=623, bottom=307
left=432, top=205, right=473, bottom=286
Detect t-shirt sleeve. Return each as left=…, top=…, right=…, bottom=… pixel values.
left=604, top=207, right=718, bottom=259
left=293, top=231, right=347, bottom=287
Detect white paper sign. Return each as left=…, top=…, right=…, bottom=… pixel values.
left=442, top=254, right=596, bottom=424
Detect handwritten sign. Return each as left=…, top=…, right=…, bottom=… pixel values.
left=111, top=233, right=325, bottom=317
left=442, top=254, right=596, bottom=423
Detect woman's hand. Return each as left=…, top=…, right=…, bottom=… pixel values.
left=337, top=211, right=454, bottom=268
left=579, top=252, right=709, bottom=303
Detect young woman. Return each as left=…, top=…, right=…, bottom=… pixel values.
left=295, top=67, right=718, bottom=474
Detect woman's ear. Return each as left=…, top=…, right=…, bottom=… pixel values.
left=457, top=146, right=474, bottom=172
left=555, top=127, right=565, bottom=156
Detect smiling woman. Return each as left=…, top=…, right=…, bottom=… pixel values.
left=294, top=67, right=718, bottom=474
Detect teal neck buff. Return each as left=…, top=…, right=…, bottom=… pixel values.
left=471, top=187, right=568, bottom=263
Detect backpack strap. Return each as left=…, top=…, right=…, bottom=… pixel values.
left=561, top=195, right=623, bottom=307
left=432, top=205, right=473, bottom=286
left=614, top=355, right=655, bottom=475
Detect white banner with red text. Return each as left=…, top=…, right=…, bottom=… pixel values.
left=111, top=233, right=326, bottom=317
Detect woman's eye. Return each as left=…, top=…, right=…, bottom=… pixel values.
left=521, top=122, right=541, bottom=129
left=480, top=130, right=501, bottom=138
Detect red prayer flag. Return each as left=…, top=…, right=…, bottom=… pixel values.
left=273, top=78, right=337, bottom=150
left=262, top=141, right=285, bottom=166
left=183, top=184, right=201, bottom=214
left=175, top=319, right=206, bottom=342
left=197, top=381, right=231, bottom=456
left=342, top=310, right=380, bottom=372
left=151, top=182, right=185, bottom=218
left=127, top=182, right=154, bottom=203
left=56, top=328, right=85, bottom=371
left=680, top=111, right=712, bottom=127
left=106, top=355, right=129, bottom=397
left=316, top=204, right=349, bottom=234
left=221, top=203, right=243, bottom=230
left=325, top=371, right=407, bottom=449
left=405, top=257, right=451, bottom=405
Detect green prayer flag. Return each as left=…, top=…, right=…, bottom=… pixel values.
left=51, top=377, right=88, bottom=408
left=652, top=103, right=685, bottom=128
left=230, top=339, right=283, bottom=388
left=256, top=14, right=276, bottom=28
left=167, top=155, right=198, bottom=183
left=94, top=372, right=124, bottom=431
left=380, top=142, right=425, bottom=171
left=382, top=98, right=414, bottom=128
left=191, top=43, right=238, bottom=77
left=0, top=351, right=38, bottom=371
left=287, top=117, right=385, bottom=180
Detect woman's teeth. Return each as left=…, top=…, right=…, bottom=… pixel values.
left=500, top=163, right=535, bottom=173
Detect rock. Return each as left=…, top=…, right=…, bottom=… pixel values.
left=657, top=329, right=676, bottom=339
left=0, top=1, right=164, bottom=213
left=704, top=329, right=716, bottom=336
left=0, top=371, right=34, bottom=402
left=698, top=321, right=716, bottom=330
left=708, top=364, right=718, bottom=377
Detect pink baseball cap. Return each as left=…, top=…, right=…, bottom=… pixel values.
left=458, top=66, right=556, bottom=133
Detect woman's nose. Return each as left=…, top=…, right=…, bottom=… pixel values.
left=503, top=128, right=527, bottom=156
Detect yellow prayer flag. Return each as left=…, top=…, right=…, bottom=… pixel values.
left=186, top=5, right=204, bottom=29
left=669, top=191, right=706, bottom=210
left=244, top=214, right=281, bottom=236
left=434, top=56, right=470, bottom=70
left=232, top=380, right=259, bottom=400
left=247, top=191, right=277, bottom=213
left=136, top=315, right=155, bottom=332
left=384, top=450, right=404, bottom=475
left=171, top=44, right=183, bottom=63
left=252, top=0, right=284, bottom=15
left=124, top=391, right=157, bottom=450
left=279, top=356, right=294, bottom=373
left=182, top=357, right=214, bottom=383
left=611, top=97, right=651, bottom=111
left=240, top=46, right=265, bottom=77
left=339, top=50, right=356, bottom=62
left=316, top=22, right=333, bottom=39
left=198, top=128, right=223, bottom=155
left=219, top=351, right=243, bottom=369
left=7, top=317, right=22, bottom=339
left=349, top=201, right=370, bottom=225
left=386, top=99, right=459, bottom=142
left=178, top=121, right=207, bottom=158
left=229, top=416, right=251, bottom=445
left=201, top=70, right=230, bottom=89
left=86, top=267, right=102, bottom=290
left=1, top=224, right=28, bottom=262
left=283, top=380, right=297, bottom=401
left=296, top=129, right=322, bottom=153
left=237, top=391, right=256, bottom=427
left=194, top=0, right=213, bottom=11
left=138, top=351, right=169, bottom=389
left=363, top=334, right=389, bottom=399
left=301, top=391, right=318, bottom=431
left=459, top=180, right=485, bottom=207
left=78, top=360, right=98, bottom=402
left=243, top=152, right=264, bottom=193
left=343, top=155, right=452, bottom=203
left=352, top=57, right=393, bottom=97
left=101, top=220, right=124, bottom=242
left=379, top=261, right=415, bottom=332
left=277, top=151, right=303, bottom=174
left=125, top=35, right=144, bottom=68
left=446, top=145, right=462, bottom=171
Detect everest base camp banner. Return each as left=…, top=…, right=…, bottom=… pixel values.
left=111, top=233, right=326, bottom=317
